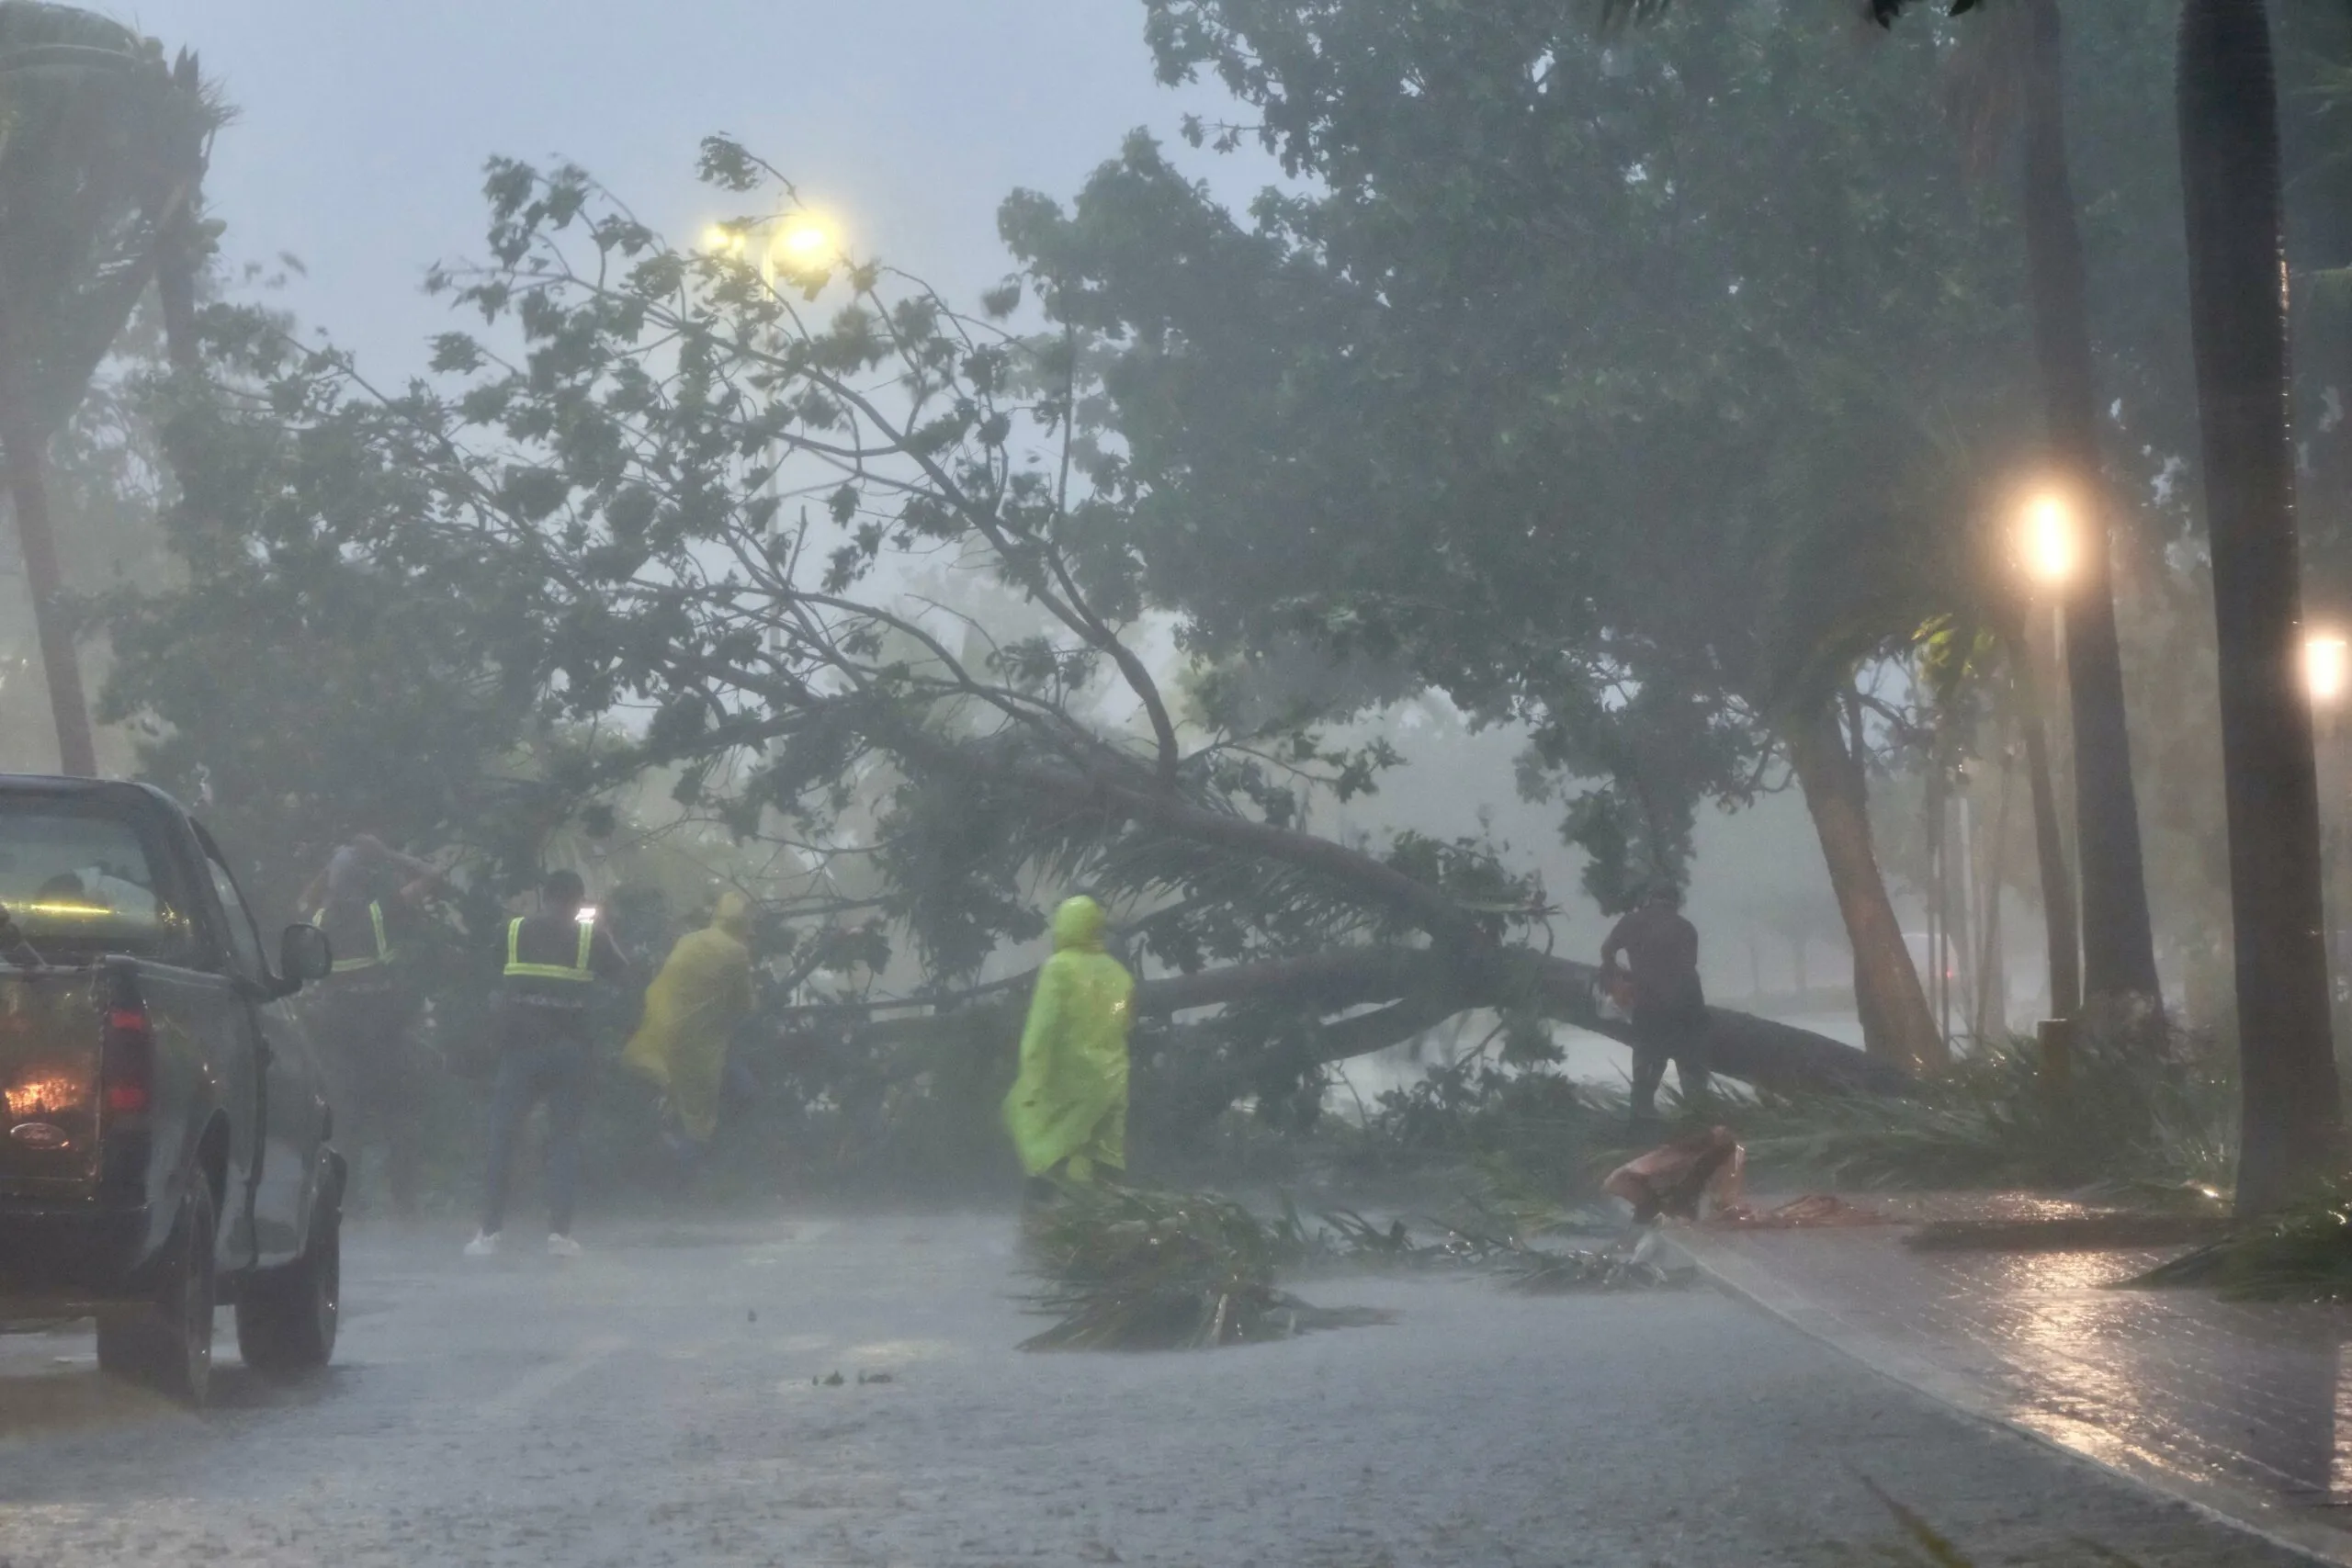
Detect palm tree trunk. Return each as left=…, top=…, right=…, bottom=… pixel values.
left=2177, top=0, right=2342, bottom=1213
left=1786, top=700, right=1946, bottom=1074
left=155, top=243, right=200, bottom=376
left=2021, top=0, right=2164, bottom=1010
left=0, top=311, right=95, bottom=778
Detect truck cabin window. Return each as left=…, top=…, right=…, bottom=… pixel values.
left=0, top=806, right=180, bottom=956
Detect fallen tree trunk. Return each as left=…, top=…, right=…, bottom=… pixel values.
left=778, top=729, right=1916, bottom=1100
left=785, top=943, right=1912, bottom=1100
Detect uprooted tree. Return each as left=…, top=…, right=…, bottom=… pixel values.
left=1003, top=1, right=2082, bottom=1076
left=110, top=143, right=1909, bottom=1113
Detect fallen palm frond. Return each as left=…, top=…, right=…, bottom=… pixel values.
left=1336, top=1055, right=1650, bottom=1198
left=1410, top=1197, right=1691, bottom=1292
left=1017, top=1183, right=1393, bottom=1350
left=2123, top=1179, right=2352, bottom=1300
left=1016, top=1181, right=1687, bottom=1348
left=1501, top=1239, right=1685, bottom=1293
left=1277, top=1177, right=1683, bottom=1291
left=1734, top=1015, right=2233, bottom=1196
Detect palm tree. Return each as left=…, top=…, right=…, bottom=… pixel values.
left=2010, top=0, right=2164, bottom=1013
left=0, top=3, right=218, bottom=775
left=2177, top=0, right=2342, bottom=1213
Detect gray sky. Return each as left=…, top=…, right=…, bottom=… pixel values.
left=119, top=1, right=1269, bottom=375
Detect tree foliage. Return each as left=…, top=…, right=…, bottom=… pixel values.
left=1015, top=0, right=2039, bottom=911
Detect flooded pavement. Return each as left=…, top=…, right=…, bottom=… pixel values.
left=1688, top=1217, right=2352, bottom=1565
left=0, top=1213, right=2321, bottom=1566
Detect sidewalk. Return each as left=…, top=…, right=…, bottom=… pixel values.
left=1679, top=1198, right=2352, bottom=1565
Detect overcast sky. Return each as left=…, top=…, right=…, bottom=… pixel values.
left=117, top=1, right=1272, bottom=375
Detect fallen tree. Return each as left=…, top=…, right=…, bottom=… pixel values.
left=786, top=943, right=1910, bottom=1100
left=122, top=144, right=1910, bottom=1109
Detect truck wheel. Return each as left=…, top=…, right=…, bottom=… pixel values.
left=235, top=1197, right=340, bottom=1377
left=96, top=1179, right=216, bottom=1407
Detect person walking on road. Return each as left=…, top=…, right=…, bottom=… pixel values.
left=1600, top=884, right=1712, bottom=1123
left=621, top=890, right=757, bottom=1186
left=1003, top=896, right=1134, bottom=1190
left=301, top=834, right=447, bottom=1219
left=467, top=870, right=628, bottom=1258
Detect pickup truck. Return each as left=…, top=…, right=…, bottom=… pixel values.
left=0, top=776, right=341, bottom=1406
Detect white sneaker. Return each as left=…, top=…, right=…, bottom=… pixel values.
left=546, top=1233, right=582, bottom=1258
left=463, top=1230, right=501, bottom=1258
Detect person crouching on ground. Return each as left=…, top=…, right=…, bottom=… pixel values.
left=1603, top=1125, right=1746, bottom=1225
left=1002, top=896, right=1133, bottom=1191
left=621, top=891, right=756, bottom=1190
left=467, top=870, right=628, bottom=1258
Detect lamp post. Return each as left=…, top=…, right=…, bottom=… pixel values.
left=2306, top=631, right=2348, bottom=1011
left=2016, top=492, right=2082, bottom=1034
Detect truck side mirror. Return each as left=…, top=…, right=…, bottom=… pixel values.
left=278, top=923, right=333, bottom=992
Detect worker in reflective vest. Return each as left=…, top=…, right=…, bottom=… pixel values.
left=467, top=869, right=628, bottom=1258
left=302, top=834, right=446, bottom=1219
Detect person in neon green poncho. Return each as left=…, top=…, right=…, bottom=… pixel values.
left=623, top=891, right=756, bottom=1151
left=1003, top=896, right=1134, bottom=1185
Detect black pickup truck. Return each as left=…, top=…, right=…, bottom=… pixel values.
left=0, top=776, right=341, bottom=1406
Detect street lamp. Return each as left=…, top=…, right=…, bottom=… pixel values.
left=2019, top=492, right=2076, bottom=590
left=2013, top=487, right=2082, bottom=1032
left=2310, top=631, right=2351, bottom=1008
left=767, top=214, right=842, bottom=276
left=2306, top=632, right=2349, bottom=706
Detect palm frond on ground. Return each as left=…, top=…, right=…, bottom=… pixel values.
left=1333, top=1052, right=1654, bottom=1198
left=1017, top=1183, right=1392, bottom=1350
left=1733, top=1017, right=2234, bottom=1197
left=1017, top=1181, right=1683, bottom=1349
left=2126, top=1178, right=2352, bottom=1300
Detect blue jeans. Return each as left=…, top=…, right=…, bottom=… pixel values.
left=480, top=1038, right=591, bottom=1236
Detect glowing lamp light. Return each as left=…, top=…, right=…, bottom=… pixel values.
left=700, top=224, right=747, bottom=257
left=2307, top=633, right=2350, bottom=705
left=575, top=905, right=600, bottom=926
left=2020, top=493, right=2076, bottom=588
left=771, top=216, right=839, bottom=268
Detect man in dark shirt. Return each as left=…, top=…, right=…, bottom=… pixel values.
left=466, top=870, right=628, bottom=1258
left=1600, top=884, right=1712, bottom=1123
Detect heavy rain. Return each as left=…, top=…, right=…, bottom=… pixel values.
left=3, top=1, right=2352, bottom=1563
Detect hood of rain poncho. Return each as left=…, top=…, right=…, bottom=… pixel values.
left=1052, top=896, right=1106, bottom=952
left=711, top=890, right=753, bottom=940
left=1003, top=897, right=1133, bottom=1179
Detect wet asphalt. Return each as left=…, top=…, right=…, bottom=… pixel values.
left=0, top=1213, right=2323, bottom=1566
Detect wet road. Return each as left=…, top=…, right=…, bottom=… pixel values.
left=0, top=1213, right=2321, bottom=1566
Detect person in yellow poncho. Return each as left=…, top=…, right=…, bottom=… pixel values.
left=622, top=892, right=757, bottom=1158
left=1002, top=896, right=1134, bottom=1186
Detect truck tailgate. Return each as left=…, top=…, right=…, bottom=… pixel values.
left=0, top=971, right=105, bottom=1197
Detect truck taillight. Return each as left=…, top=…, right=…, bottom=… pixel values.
left=101, top=1004, right=151, bottom=1118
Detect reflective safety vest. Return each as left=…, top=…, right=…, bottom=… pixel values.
left=503, top=917, right=596, bottom=983
left=315, top=900, right=393, bottom=975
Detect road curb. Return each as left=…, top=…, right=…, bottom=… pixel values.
left=1675, top=1231, right=2348, bottom=1568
